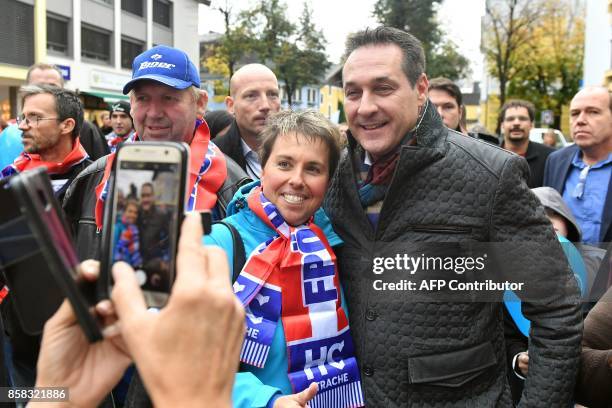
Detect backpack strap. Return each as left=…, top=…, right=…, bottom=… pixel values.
left=214, top=221, right=246, bottom=283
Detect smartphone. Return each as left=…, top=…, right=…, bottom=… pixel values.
left=0, top=168, right=101, bottom=341
left=100, top=142, right=189, bottom=308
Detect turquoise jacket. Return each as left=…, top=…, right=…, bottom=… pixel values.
left=0, top=124, right=23, bottom=169
left=203, top=181, right=344, bottom=408
left=504, top=233, right=587, bottom=337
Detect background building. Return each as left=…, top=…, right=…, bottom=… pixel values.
left=583, top=0, right=612, bottom=88
left=0, top=0, right=205, bottom=123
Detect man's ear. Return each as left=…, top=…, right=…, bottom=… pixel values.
left=416, top=73, right=429, bottom=104
left=199, top=89, right=209, bottom=113
left=225, top=96, right=235, bottom=114
left=59, top=118, right=76, bottom=136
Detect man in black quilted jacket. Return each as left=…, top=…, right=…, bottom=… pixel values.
left=323, top=26, right=582, bottom=407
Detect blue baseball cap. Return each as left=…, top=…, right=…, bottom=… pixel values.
left=122, top=45, right=200, bottom=94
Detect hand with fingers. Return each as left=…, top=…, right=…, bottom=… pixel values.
left=35, top=260, right=132, bottom=408
left=273, top=383, right=318, bottom=408
left=517, top=351, right=529, bottom=376
left=111, top=212, right=245, bottom=408
left=35, top=213, right=245, bottom=408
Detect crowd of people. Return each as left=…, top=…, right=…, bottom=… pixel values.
left=0, top=24, right=610, bottom=407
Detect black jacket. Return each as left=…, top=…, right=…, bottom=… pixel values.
left=501, top=140, right=554, bottom=188
left=323, top=103, right=582, bottom=407
left=213, top=120, right=247, bottom=172
left=62, top=150, right=250, bottom=262
left=0, top=157, right=92, bottom=388
left=80, top=120, right=110, bottom=161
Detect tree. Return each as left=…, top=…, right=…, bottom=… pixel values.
left=245, top=0, right=330, bottom=106
left=372, top=0, right=470, bottom=80
left=505, top=0, right=584, bottom=126
left=213, top=1, right=255, bottom=79
left=482, top=0, right=543, bottom=106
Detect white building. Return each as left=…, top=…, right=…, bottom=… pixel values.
left=582, top=0, right=612, bottom=87
left=0, top=0, right=206, bottom=120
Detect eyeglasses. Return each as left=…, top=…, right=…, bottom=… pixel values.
left=572, top=165, right=591, bottom=200
left=16, top=115, right=60, bottom=127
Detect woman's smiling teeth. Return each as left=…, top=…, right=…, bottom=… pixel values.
left=282, top=193, right=305, bottom=204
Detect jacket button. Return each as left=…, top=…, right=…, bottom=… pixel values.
left=363, top=366, right=374, bottom=376
left=365, top=309, right=377, bottom=321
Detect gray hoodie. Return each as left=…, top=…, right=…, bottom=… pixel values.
left=531, top=186, right=581, bottom=242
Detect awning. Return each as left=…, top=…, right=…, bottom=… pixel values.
left=81, top=90, right=129, bottom=103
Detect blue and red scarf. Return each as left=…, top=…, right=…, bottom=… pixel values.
left=107, top=131, right=137, bottom=153
left=113, top=216, right=142, bottom=267
left=233, top=187, right=364, bottom=407
left=0, top=138, right=88, bottom=180
left=94, top=121, right=227, bottom=229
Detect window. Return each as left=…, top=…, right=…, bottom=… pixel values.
left=0, top=0, right=34, bottom=66
left=293, top=88, right=301, bottom=102
left=81, top=25, right=111, bottom=64
left=122, top=37, right=144, bottom=69
left=47, top=14, right=69, bottom=55
left=122, top=0, right=143, bottom=16
left=153, top=0, right=172, bottom=28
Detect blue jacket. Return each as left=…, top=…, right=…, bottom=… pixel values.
left=543, top=144, right=612, bottom=242
left=204, top=181, right=344, bottom=408
left=0, top=125, right=23, bottom=169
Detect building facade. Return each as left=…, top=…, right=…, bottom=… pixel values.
left=0, top=0, right=204, bottom=122
left=583, top=0, right=612, bottom=88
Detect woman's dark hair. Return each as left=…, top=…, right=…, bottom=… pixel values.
left=259, top=110, right=341, bottom=178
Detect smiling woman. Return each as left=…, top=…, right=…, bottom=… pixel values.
left=203, top=110, right=365, bottom=408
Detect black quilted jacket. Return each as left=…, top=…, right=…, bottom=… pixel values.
left=323, top=103, right=583, bottom=407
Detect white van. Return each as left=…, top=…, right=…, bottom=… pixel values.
left=529, top=128, right=570, bottom=149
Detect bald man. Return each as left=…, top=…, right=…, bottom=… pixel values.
left=544, top=86, right=612, bottom=244
left=214, top=64, right=281, bottom=179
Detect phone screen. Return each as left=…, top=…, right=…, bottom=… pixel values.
left=109, top=159, right=182, bottom=307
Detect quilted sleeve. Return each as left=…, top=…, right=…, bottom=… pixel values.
left=489, top=155, right=582, bottom=407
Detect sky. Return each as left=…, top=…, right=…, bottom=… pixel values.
left=198, top=0, right=485, bottom=82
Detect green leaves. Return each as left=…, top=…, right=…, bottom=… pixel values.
left=372, top=0, right=470, bottom=80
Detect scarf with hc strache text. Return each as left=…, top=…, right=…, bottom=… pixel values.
left=0, top=138, right=88, bottom=180
left=233, top=187, right=364, bottom=408
left=94, top=120, right=227, bottom=229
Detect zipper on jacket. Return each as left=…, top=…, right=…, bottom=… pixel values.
left=405, top=224, right=472, bottom=234
left=78, top=218, right=96, bottom=226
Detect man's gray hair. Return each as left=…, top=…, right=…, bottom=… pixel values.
left=26, top=63, right=65, bottom=87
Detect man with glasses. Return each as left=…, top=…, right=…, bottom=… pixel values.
left=544, top=87, right=612, bottom=244
left=0, top=85, right=91, bottom=201
left=500, top=99, right=554, bottom=188
left=0, top=84, right=92, bottom=391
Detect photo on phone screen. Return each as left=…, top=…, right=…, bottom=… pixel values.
left=108, top=145, right=184, bottom=308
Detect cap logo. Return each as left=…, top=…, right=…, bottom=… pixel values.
left=150, top=54, right=162, bottom=60
left=138, top=61, right=177, bottom=70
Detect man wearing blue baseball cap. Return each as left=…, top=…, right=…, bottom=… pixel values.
left=63, top=45, right=249, bottom=261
